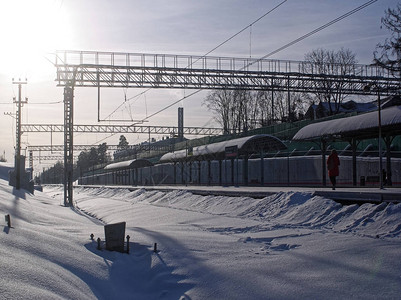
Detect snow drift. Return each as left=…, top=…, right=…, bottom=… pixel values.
left=1, top=161, right=401, bottom=299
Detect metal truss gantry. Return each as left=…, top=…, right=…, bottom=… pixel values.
left=31, top=155, right=79, bottom=161
left=54, top=50, right=401, bottom=206
left=27, top=144, right=132, bottom=152
left=28, top=142, right=178, bottom=161
left=56, top=50, right=400, bottom=95
left=21, top=124, right=223, bottom=136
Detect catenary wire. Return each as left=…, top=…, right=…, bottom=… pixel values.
left=93, top=2, right=288, bottom=144
left=141, top=0, right=378, bottom=122
left=103, top=1, right=288, bottom=122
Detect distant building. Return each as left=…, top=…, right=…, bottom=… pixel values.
left=305, top=100, right=377, bottom=120
left=306, top=96, right=401, bottom=120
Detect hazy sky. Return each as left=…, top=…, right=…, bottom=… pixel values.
left=0, top=0, right=397, bottom=170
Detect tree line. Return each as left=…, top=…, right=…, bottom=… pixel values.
left=203, top=47, right=358, bottom=134
left=39, top=135, right=130, bottom=183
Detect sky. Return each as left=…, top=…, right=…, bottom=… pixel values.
left=0, top=0, right=397, bottom=172
left=1, top=162, right=401, bottom=299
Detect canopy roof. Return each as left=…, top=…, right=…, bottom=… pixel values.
left=160, top=134, right=287, bottom=162
left=293, top=105, right=401, bottom=141
left=104, top=158, right=153, bottom=170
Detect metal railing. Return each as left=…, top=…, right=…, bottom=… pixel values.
left=56, top=50, right=393, bottom=77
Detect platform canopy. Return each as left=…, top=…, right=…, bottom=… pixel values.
left=160, top=134, right=287, bottom=162
left=104, top=159, right=153, bottom=171
left=293, top=105, right=401, bottom=141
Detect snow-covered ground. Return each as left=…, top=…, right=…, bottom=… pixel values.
left=1, top=162, right=401, bottom=299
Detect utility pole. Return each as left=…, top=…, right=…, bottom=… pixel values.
left=12, top=78, right=28, bottom=190
left=64, top=84, right=74, bottom=206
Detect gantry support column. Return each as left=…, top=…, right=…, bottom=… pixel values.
left=64, top=85, right=74, bottom=206
left=13, top=79, right=27, bottom=190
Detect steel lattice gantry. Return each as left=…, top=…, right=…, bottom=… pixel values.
left=31, top=155, right=79, bottom=161
left=28, top=143, right=180, bottom=153
left=21, top=124, right=223, bottom=136
left=27, top=144, right=161, bottom=152
left=54, top=50, right=401, bottom=206
left=56, top=50, right=401, bottom=95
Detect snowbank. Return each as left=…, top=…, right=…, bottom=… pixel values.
left=1, top=162, right=401, bottom=299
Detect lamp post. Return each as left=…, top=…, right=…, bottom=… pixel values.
left=364, top=83, right=383, bottom=189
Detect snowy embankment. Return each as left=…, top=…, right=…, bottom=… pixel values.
left=1, top=162, right=401, bottom=299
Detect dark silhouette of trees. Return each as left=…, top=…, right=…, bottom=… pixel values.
left=374, top=4, right=401, bottom=76
left=39, top=161, right=64, bottom=184
left=76, top=143, right=110, bottom=172
left=204, top=48, right=358, bottom=132
left=97, top=142, right=108, bottom=164
left=203, top=89, right=304, bottom=134
left=304, top=48, right=358, bottom=115
left=118, top=135, right=129, bottom=150
left=203, top=89, right=233, bottom=134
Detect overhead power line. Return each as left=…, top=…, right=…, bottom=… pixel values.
left=93, top=0, right=377, bottom=146
left=191, top=0, right=288, bottom=64
left=247, top=0, right=378, bottom=66
left=105, top=1, right=288, bottom=122
left=94, top=2, right=288, bottom=144
left=140, top=0, right=377, bottom=123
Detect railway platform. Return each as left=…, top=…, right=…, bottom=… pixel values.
left=76, top=184, right=401, bottom=205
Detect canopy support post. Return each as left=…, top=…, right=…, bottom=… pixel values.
left=385, top=135, right=394, bottom=186
left=351, top=138, right=357, bottom=186
left=321, top=139, right=327, bottom=187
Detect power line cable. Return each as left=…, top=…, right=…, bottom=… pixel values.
left=189, top=0, right=287, bottom=66
left=92, top=2, right=287, bottom=144
left=93, top=0, right=378, bottom=146
left=246, top=0, right=378, bottom=67
left=142, top=90, right=202, bottom=122
left=66, top=0, right=380, bottom=152
left=103, top=88, right=151, bottom=121
left=29, top=101, right=63, bottom=105
left=105, top=1, right=287, bottom=122
left=139, top=0, right=378, bottom=125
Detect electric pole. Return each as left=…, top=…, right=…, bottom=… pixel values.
left=12, top=78, right=28, bottom=190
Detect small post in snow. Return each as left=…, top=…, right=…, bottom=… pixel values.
left=126, top=235, right=130, bottom=254
left=5, top=214, right=11, bottom=227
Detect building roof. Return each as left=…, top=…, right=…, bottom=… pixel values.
left=160, top=134, right=287, bottom=162
left=293, top=105, right=401, bottom=141
left=104, top=158, right=153, bottom=170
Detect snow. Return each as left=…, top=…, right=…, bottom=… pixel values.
left=1, top=162, right=401, bottom=299
left=293, top=105, right=401, bottom=140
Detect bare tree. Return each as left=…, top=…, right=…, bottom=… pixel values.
left=203, top=89, right=234, bottom=134
left=204, top=88, right=307, bottom=134
left=231, top=90, right=255, bottom=133
left=255, top=91, right=272, bottom=127
left=374, top=4, right=401, bottom=76
left=304, top=48, right=358, bottom=115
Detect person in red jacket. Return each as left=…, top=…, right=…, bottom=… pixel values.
left=327, top=149, right=340, bottom=190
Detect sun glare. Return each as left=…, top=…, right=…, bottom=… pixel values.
left=0, top=0, right=72, bottom=79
